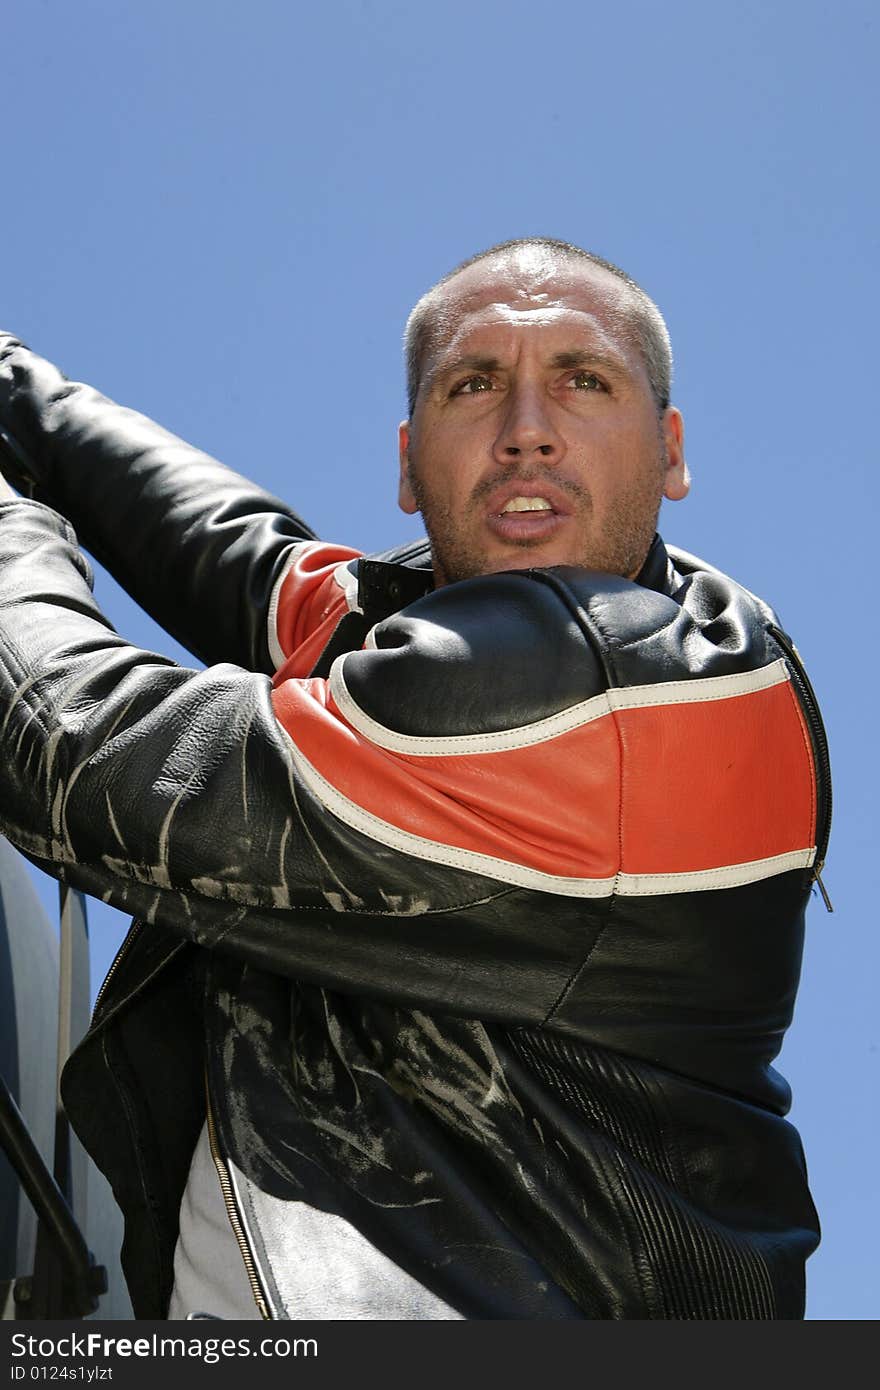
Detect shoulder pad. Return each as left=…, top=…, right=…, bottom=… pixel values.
left=340, top=570, right=606, bottom=738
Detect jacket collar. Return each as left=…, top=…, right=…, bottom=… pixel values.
left=634, top=533, right=676, bottom=595
left=357, top=532, right=675, bottom=624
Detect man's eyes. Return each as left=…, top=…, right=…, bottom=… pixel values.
left=449, top=370, right=607, bottom=397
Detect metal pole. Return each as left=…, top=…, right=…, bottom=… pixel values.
left=0, top=1073, right=105, bottom=1315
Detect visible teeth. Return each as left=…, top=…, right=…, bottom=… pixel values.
left=501, top=497, right=553, bottom=514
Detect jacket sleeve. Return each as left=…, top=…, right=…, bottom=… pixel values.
left=0, top=332, right=344, bottom=674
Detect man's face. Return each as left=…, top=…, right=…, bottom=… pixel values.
left=398, top=252, right=689, bottom=586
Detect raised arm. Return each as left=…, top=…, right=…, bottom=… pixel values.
left=0, top=332, right=325, bottom=672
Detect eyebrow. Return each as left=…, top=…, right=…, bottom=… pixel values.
left=426, top=354, right=501, bottom=389
left=547, top=349, right=626, bottom=373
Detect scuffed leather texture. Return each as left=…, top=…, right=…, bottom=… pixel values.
left=348, top=570, right=607, bottom=734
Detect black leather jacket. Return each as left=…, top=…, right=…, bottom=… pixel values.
left=0, top=334, right=828, bottom=1319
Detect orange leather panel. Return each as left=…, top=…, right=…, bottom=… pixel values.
left=617, top=680, right=815, bottom=873
left=273, top=543, right=362, bottom=673
left=271, top=675, right=817, bottom=881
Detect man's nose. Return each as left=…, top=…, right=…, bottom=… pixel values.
left=492, top=385, right=565, bottom=467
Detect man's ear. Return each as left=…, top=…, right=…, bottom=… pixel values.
left=398, top=420, right=419, bottom=515
left=661, top=407, right=690, bottom=501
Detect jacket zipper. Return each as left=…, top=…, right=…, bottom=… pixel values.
left=91, top=920, right=143, bottom=1019
left=204, top=1081, right=272, bottom=1319
left=768, top=624, right=833, bottom=911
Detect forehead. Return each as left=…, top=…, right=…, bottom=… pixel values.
left=430, top=251, right=636, bottom=363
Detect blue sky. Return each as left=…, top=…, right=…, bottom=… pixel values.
left=4, top=0, right=877, bottom=1320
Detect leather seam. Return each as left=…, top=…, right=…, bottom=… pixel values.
left=541, top=900, right=616, bottom=1026
left=209, top=886, right=518, bottom=923
left=600, top=612, right=682, bottom=654
left=527, top=568, right=623, bottom=1026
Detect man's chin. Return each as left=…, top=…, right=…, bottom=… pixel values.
left=428, top=520, right=651, bottom=586
left=477, top=536, right=601, bottom=578
left=434, top=544, right=642, bottom=587
left=433, top=543, right=544, bottom=587
left=436, top=550, right=569, bottom=587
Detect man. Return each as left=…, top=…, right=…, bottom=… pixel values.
left=0, top=238, right=828, bottom=1320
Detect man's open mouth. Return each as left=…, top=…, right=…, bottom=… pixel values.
left=499, top=496, right=555, bottom=515
left=485, top=491, right=569, bottom=544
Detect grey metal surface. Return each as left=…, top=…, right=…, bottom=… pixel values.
left=0, top=838, right=59, bottom=1286
left=0, top=839, right=132, bottom=1318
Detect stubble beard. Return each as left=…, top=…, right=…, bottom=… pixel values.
left=408, top=446, right=667, bottom=587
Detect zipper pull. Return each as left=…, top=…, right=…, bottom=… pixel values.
left=813, top=864, right=833, bottom=913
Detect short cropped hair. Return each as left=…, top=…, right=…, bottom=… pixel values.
left=403, top=237, right=673, bottom=418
